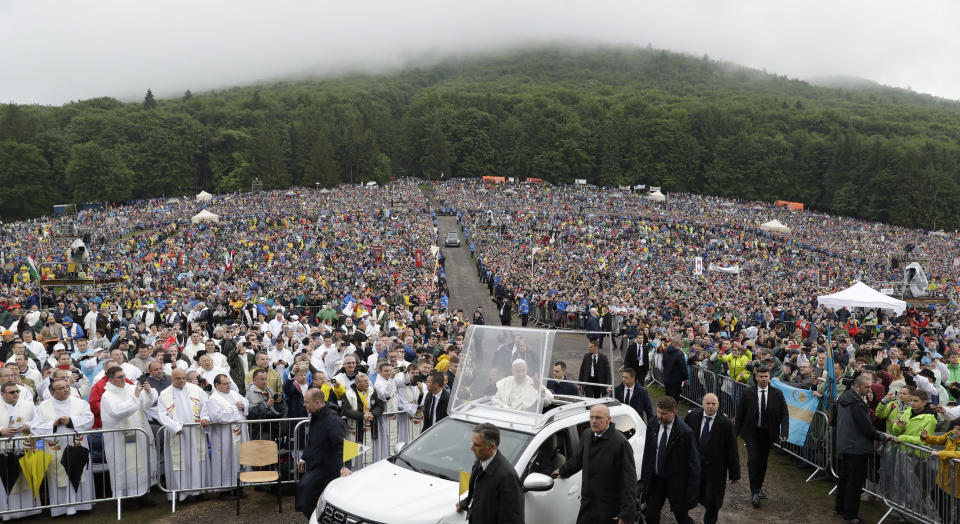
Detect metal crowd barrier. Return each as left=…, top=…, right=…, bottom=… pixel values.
left=155, top=417, right=307, bottom=512
left=713, top=372, right=748, bottom=420
left=876, top=440, right=959, bottom=524
left=773, top=409, right=832, bottom=482
left=0, top=427, right=153, bottom=521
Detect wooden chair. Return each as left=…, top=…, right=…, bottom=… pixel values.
left=236, top=439, right=281, bottom=515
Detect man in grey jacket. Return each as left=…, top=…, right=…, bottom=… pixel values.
left=834, top=375, right=898, bottom=523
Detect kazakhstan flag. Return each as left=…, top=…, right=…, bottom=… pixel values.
left=770, top=379, right=820, bottom=446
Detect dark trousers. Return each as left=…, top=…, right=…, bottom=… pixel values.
left=582, top=382, right=603, bottom=398
left=636, top=364, right=648, bottom=385
left=521, top=313, right=528, bottom=326
left=700, top=475, right=726, bottom=524
left=665, top=382, right=682, bottom=403
left=744, top=429, right=773, bottom=494
left=834, top=453, right=869, bottom=520
left=644, top=473, right=693, bottom=524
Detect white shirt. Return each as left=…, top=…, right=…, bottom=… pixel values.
left=655, top=422, right=672, bottom=475
left=480, top=451, right=497, bottom=471
left=757, top=387, right=769, bottom=427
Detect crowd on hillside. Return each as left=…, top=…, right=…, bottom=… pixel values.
left=0, top=177, right=959, bottom=520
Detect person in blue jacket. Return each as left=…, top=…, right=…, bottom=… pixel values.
left=295, top=388, right=351, bottom=518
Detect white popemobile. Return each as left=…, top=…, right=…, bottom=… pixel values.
left=311, top=325, right=646, bottom=524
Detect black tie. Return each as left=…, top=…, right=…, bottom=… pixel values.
left=593, top=434, right=601, bottom=443
left=656, top=426, right=669, bottom=475
left=760, top=390, right=767, bottom=428
left=625, top=388, right=632, bottom=405
left=425, top=395, right=434, bottom=424
left=701, top=417, right=712, bottom=445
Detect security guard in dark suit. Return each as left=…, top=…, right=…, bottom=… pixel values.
left=684, top=393, right=740, bottom=524
left=457, top=423, right=524, bottom=524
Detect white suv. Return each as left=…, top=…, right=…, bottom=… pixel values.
left=311, top=326, right=644, bottom=524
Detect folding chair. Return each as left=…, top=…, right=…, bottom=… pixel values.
left=236, top=440, right=282, bottom=515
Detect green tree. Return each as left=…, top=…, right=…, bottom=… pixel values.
left=64, top=142, right=133, bottom=203
left=143, top=89, right=157, bottom=109
left=0, top=141, right=52, bottom=219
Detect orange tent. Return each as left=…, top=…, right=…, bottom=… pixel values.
left=481, top=176, right=505, bottom=184
left=775, top=200, right=804, bottom=210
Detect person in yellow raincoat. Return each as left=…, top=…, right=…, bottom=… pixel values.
left=919, top=421, right=960, bottom=523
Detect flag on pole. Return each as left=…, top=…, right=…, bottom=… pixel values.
left=458, top=470, right=471, bottom=495
left=825, top=324, right=837, bottom=414
left=27, top=255, right=40, bottom=282
left=629, top=261, right=643, bottom=277
left=342, top=440, right=368, bottom=462
left=770, top=379, right=821, bottom=446
left=224, top=249, right=233, bottom=272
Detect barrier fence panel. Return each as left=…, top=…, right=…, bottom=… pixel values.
left=877, top=440, right=958, bottom=524
left=680, top=365, right=711, bottom=408
left=713, top=373, right=747, bottom=420
left=772, top=410, right=832, bottom=482
left=0, top=427, right=152, bottom=521
left=648, top=352, right=664, bottom=387
left=155, top=417, right=307, bottom=512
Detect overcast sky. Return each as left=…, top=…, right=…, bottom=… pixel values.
left=1, top=0, right=958, bottom=106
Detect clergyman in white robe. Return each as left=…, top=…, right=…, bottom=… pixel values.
left=0, top=392, right=40, bottom=520
left=395, top=370, right=425, bottom=445
left=156, top=378, right=212, bottom=501
left=31, top=383, right=96, bottom=517
left=372, top=366, right=400, bottom=461
left=100, top=378, right=158, bottom=499
left=204, top=382, right=249, bottom=490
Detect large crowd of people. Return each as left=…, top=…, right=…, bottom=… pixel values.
left=0, top=176, right=959, bottom=521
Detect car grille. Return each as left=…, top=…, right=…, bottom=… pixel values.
left=318, top=503, right=384, bottom=524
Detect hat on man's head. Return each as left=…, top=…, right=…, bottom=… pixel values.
left=918, top=368, right=936, bottom=380
left=63, top=316, right=73, bottom=324
left=53, top=343, right=66, bottom=351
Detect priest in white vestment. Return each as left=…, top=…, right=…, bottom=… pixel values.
left=491, top=359, right=554, bottom=412
left=204, top=373, right=249, bottom=493
left=32, top=378, right=96, bottom=516
left=371, top=362, right=400, bottom=461
left=395, top=364, right=425, bottom=444
left=0, top=382, right=40, bottom=520
left=194, top=354, right=238, bottom=392
left=100, top=366, right=158, bottom=499
left=156, top=368, right=212, bottom=501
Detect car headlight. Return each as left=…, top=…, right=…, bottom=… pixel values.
left=316, top=494, right=327, bottom=516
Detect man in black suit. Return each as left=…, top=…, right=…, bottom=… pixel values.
left=577, top=341, right=611, bottom=398
left=640, top=396, right=700, bottom=524
left=624, top=332, right=647, bottom=385
left=555, top=404, right=637, bottom=524
left=496, top=296, right=512, bottom=326
left=546, top=361, right=579, bottom=396
left=683, top=392, right=740, bottom=524
left=614, top=368, right=654, bottom=423
left=456, top=423, right=524, bottom=523
left=295, top=388, right=351, bottom=518
left=734, top=366, right=788, bottom=507
left=422, top=371, right=449, bottom=430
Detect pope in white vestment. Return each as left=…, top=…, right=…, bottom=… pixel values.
left=204, top=375, right=249, bottom=490
left=156, top=369, right=212, bottom=501
left=491, top=359, right=554, bottom=412
left=100, top=369, right=158, bottom=499
left=31, top=379, right=96, bottom=517
left=0, top=384, right=40, bottom=520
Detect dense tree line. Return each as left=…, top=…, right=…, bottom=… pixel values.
left=2, top=46, right=960, bottom=228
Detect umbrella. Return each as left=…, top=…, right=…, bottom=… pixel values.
left=0, top=452, right=22, bottom=495
left=19, top=449, right=54, bottom=499
left=60, top=436, right=90, bottom=491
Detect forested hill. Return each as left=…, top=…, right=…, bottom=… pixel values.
left=2, top=46, right=960, bottom=228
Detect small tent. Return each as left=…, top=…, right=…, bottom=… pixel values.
left=759, top=219, right=791, bottom=233
left=817, top=281, right=906, bottom=315
left=190, top=209, right=219, bottom=224
left=196, top=191, right=213, bottom=202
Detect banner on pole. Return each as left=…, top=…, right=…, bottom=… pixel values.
left=694, top=257, right=703, bottom=276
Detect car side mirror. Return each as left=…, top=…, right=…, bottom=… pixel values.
left=522, top=473, right=554, bottom=492
left=395, top=441, right=406, bottom=454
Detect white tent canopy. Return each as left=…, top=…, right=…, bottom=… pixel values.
left=759, top=219, right=791, bottom=233
left=647, top=189, right=666, bottom=202
left=817, top=281, right=906, bottom=315
left=190, top=209, right=219, bottom=224
left=195, top=191, right=213, bottom=202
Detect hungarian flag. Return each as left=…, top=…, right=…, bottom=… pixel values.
left=27, top=256, right=41, bottom=282
left=225, top=249, right=234, bottom=272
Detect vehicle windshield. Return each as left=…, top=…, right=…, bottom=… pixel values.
left=393, top=418, right=532, bottom=481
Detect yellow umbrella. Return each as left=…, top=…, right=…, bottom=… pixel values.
left=19, top=448, right=54, bottom=499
